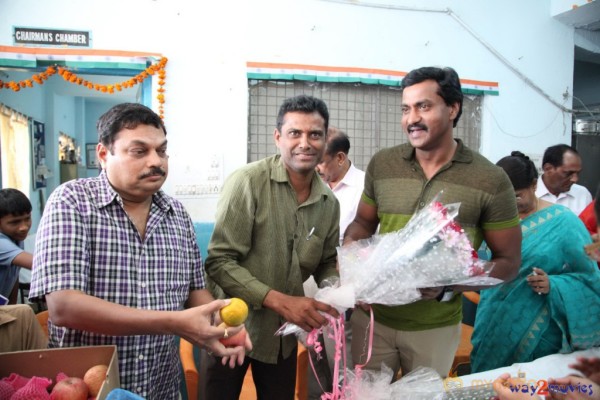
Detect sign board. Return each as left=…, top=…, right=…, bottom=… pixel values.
left=14, top=27, right=91, bottom=47
left=173, top=154, right=224, bottom=198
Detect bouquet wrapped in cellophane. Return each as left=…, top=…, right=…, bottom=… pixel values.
left=277, top=194, right=502, bottom=337
left=336, top=197, right=501, bottom=307
left=275, top=195, right=504, bottom=400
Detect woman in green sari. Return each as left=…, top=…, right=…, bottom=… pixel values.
left=471, top=151, right=600, bottom=373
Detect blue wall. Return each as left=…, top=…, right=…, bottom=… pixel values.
left=193, top=222, right=214, bottom=262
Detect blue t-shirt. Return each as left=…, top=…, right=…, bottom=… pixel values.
left=0, top=232, right=24, bottom=297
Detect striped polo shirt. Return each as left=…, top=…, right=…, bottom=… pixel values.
left=363, top=139, right=519, bottom=331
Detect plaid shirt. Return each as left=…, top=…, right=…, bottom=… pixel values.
left=30, top=171, right=205, bottom=400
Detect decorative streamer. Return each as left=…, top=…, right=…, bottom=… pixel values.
left=0, top=57, right=168, bottom=119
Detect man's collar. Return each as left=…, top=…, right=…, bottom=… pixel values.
left=337, top=163, right=362, bottom=188
left=536, top=176, right=552, bottom=197
left=271, top=156, right=290, bottom=183
left=94, top=170, right=172, bottom=212
left=0, top=231, right=22, bottom=246
left=400, top=138, right=472, bottom=163
left=271, top=155, right=331, bottom=201
left=537, top=175, right=575, bottom=199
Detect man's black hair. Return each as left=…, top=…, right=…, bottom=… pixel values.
left=97, top=103, right=166, bottom=149
left=325, top=128, right=350, bottom=156
left=275, top=95, right=329, bottom=133
left=401, top=66, right=463, bottom=127
left=542, top=144, right=579, bottom=167
left=0, top=188, right=32, bottom=219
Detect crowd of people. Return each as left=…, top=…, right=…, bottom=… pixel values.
left=1, top=65, right=599, bottom=400
left=471, top=151, right=600, bottom=372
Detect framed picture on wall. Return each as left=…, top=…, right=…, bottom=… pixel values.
left=31, top=120, right=47, bottom=189
left=86, top=143, right=98, bottom=169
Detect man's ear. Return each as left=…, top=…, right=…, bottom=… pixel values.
left=273, top=129, right=281, bottom=148
left=449, top=102, right=460, bottom=120
left=542, top=162, right=553, bottom=173
left=97, top=143, right=108, bottom=169
left=336, top=151, right=347, bottom=165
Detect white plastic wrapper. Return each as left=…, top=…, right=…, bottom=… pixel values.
left=340, top=365, right=444, bottom=400
left=337, top=199, right=501, bottom=306
left=389, top=366, right=445, bottom=400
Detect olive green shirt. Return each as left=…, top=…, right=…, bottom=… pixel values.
left=362, top=139, right=520, bottom=331
left=206, top=155, right=340, bottom=364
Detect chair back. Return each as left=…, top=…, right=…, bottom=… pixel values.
left=35, top=310, right=49, bottom=338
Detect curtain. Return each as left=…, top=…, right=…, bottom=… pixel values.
left=0, top=105, right=31, bottom=193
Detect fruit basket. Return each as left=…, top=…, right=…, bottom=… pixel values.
left=0, top=345, right=119, bottom=400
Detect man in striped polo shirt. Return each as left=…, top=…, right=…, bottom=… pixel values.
left=344, top=66, right=522, bottom=378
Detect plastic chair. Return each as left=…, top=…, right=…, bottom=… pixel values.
left=295, top=343, right=308, bottom=400
left=180, top=338, right=198, bottom=400
left=182, top=340, right=308, bottom=400
left=35, top=310, right=49, bottom=338
left=448, top=291, right=480, bottom=376
left=462, top=291, right=480, bottom=305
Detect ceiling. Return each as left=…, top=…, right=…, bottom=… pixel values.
left=554, top=1, right=600, bottom=65
left=554, top=1, right=600, bottom=30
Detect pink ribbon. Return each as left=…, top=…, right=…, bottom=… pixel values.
left=306, top=306, right=375, bottom=400
left=349, top=307, right=375, bottom=396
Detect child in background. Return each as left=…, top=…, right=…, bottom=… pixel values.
left=0, top=189, right=33, bottom=304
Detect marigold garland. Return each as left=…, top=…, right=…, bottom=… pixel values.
left=0, top=57, right=168, bottom=119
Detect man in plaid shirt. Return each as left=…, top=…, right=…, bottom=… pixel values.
left=30, top=103, right=250, bottom=399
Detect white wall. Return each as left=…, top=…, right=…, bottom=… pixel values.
left=0, top=0, right=583, bottom=223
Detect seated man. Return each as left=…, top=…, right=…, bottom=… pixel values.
left=0, top=304, right=47, bottom=353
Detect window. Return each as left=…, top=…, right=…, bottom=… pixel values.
left=248, top=80, right=482, bottom=170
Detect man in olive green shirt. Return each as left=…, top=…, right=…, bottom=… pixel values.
left=204, top=95, right=340, bottom=399
left=344, top=67, right=522, bottom=378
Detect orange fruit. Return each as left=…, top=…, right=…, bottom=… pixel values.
left=83, top=364, right=108, bottom=397
left=219, top=298, right=248, bottom=327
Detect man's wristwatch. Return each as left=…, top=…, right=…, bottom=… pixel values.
left=436, top=286, right=454, bottom=302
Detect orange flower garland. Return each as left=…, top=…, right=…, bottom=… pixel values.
left=0, top=57, right=168, bottom=119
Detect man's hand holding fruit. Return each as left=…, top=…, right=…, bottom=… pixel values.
left=179, top=298, right=252, bottom=368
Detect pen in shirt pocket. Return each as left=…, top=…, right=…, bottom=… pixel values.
left=306, top=226, right=315, bottom=240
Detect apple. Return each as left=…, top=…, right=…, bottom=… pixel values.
left=50, top=377, right=89, bottom=400
left=83, top=364, right=109, bottom=397
left=219, top=326, right=247, bottom=347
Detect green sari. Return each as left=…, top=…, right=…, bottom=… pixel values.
left=471, top=204, right=600, bottom=372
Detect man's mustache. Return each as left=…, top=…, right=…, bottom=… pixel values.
left=408, top=123, right=428, bottom=132
left=139, top=167, right=166, bottom=179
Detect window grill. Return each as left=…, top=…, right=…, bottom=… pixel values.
left=248, top=80, right=482, bottom=170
